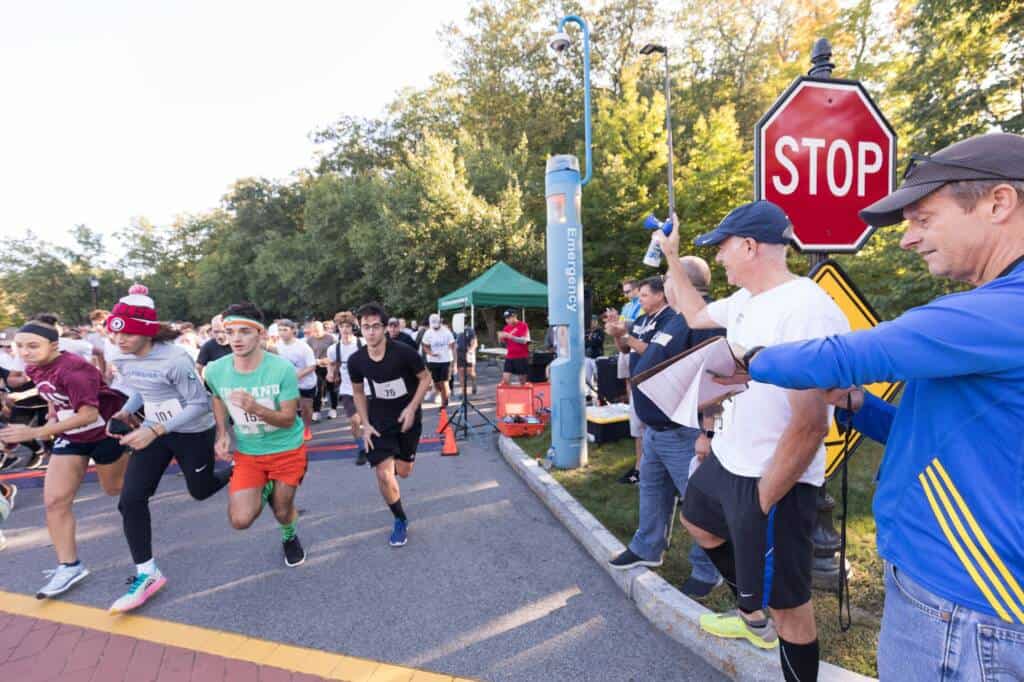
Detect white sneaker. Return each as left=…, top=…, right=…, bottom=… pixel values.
left=311, top=412, right=320, bottom=423
left=37, top=563, right=90, bottom=598
left=327, top=408, right=338, bottom=420
left=0, top=530, right=6, bottom=551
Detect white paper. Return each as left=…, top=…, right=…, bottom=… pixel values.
left=635, top=338, right=746, bottom=428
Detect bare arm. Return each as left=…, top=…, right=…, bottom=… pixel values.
left=656, top=216, right=720, bottom=329
left=756, top=389, right=831, bottom=512
left=0, top=404, right=100, bottom=442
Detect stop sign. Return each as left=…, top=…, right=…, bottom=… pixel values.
left=755, top=77, right=896, bottom=253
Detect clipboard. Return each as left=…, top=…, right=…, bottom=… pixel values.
left=632, top=336, right=747, bottom=428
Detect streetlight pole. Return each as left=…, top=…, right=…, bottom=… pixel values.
left=89, top=277, right=99, bottom=310
left=542, top=15, right=592, bottom=469
left=640, top=43, right=674, bottom=216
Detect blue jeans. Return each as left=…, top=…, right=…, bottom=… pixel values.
left=628, top=427, right=719, bottom=583
left=879, top=561, right=1024, bottom=681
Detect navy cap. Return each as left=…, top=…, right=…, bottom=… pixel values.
left=694, top=200, right=794, bottom=247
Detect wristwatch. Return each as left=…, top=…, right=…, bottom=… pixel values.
left=741, top=345, right=765, bottom=370
left=703, top=430, right=715, bottom=439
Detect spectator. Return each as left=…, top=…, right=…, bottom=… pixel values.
left=745, top=133, right=1024, bottom=681
left=583, top=315, right=604, bottom=393
left=420, top=314, right=455, bottom=408
left=615, top=280, right=643, bottom=484
left=455, top=320, right=478, bottom=396
left=499, top=310, right=530, bottom=384
left=196, top=314, right=231, bottom=378
left=304, top=321, right=338, bottom=420
left=387, top=318, right=418, bottom=349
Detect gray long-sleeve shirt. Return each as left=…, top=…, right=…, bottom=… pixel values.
left=114, top=342, right=214, bottom=433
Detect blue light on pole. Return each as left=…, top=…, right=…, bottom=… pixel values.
left=543, top=14, right=591, bottom=469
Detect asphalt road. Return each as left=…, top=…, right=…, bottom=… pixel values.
left=0, top=367, right=723, bottom=682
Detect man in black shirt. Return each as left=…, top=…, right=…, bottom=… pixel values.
left=196, top=315, right=231, bottom=377
left=348, top=303, right=432, bottom=548
left=387, top=318, right=418, bottom=350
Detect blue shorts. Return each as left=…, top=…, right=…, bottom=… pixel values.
left=52, top=437, right=126, bottom=465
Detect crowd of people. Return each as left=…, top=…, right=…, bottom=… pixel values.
left=1, top=131, right=1021, bottom=681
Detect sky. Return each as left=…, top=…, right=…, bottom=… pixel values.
left=0, top=1, right=472, bottom=249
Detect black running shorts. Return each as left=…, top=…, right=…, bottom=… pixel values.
left=367, top=422, right=422, bottom=468
left=427, top=362, right=450, bottom=383
left=682, top=452, right=818, bottom=612
left=503, top=357, right=529, bottom=376
left=52, top=436, right=127, bottom=465
left=299, top=388, right=316, bottom=400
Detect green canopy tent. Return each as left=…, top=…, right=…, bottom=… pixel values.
left=437, top=261, right=547, bottom=331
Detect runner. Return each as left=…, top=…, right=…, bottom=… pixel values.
left=305, top=321, right=338, bottom=421
left=205, top=302, right=307, bottom=567
left=348, top=302, right=431, bottom=547
left=105, top=284, right=231, bottom=613
left=0, top=319, right=130, bottom=598
left=196, top=314, right=231, bottom=378
left=0, top=330, right=51, bottom=470
left=420, top=313, right=455, bottom=408
left=274, top=320, right=316, bottom=441
left=327, top=312, right=369, bottom=466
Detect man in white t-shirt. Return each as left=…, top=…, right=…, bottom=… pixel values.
left=420, top=313, right=455, bottom=408
left=658, top=200, right=848, bottom=682
left=326, top=312, right=369, bottom=466
left=274, top=319, right=317, bottom=442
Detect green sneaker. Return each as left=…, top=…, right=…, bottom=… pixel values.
left=261, top=481, right=275, bottom=509
left=699, top=611, right=778, bottom=649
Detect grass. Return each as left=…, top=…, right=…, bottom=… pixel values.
left=516, top=431, right=884, bottom=678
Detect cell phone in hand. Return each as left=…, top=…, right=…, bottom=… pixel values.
left=108, top=418, right=132, bottom=435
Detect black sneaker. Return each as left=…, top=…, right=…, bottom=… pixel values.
left=681, top=575, right=724, bottom=600
left=608, top=548, right=662, bottom=570
left=0, top=453, right=19, bottom=471
left=283, top=535, right=305, bottom=567
left=355, top=451, right=367, bottom=466
left=616, top=468, right=639, bottom=485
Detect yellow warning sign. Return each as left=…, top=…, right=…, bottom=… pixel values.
left=810, top=260, right=902, bottom=479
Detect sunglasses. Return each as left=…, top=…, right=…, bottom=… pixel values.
left=902, top=153, right=1022, bottom=183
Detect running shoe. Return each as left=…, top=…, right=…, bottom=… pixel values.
left=109, top=572, right=167, bottom=613
left=0, top=530, right=6, bottom=551
left=3, top=482, right=17, bottom=511
left=327, top=408, right=337, bottom=420
left=303, top=426, right=313, bottom=441
left=0, top=452, right=19, bottom=471
left=355, top=451, right=367, bottom=466
left=608, top=548, right=662, bottom=570
left=311, top=412, right=320, bottom=423
left=389, top=518, right=408, bottom=547
left=25, top=450, right=47, bottom=470
left=699, top=611, right=779, bottom=649
left=37, top=563, right=90, bottom=599
left=283, top=535, right=305, bottom=567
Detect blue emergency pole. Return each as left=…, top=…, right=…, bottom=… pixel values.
left=544, top=15, right=591, bottom=469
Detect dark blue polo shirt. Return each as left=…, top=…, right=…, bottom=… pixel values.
left=630, top=301, right=722, bottom=429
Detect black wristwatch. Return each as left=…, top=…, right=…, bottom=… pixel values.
left=741, top=345, right=765, bottom=370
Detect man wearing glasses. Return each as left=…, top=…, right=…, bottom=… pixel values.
left=741, top=133, right=1024, bottom=681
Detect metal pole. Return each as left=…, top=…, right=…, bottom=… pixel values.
left=663, top=52, right=676, bottom=216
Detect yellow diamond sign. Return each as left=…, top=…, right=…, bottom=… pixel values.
left=810, top=260, right=902, bottom=479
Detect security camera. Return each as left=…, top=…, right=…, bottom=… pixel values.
left=548, top=31, right=571, bottom=53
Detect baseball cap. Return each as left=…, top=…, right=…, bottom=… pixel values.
left=861, top=133, right=1024, bottom=227
left=694, top=200, right=794, bottom=247
left=502, top=309, right=517, bottom=319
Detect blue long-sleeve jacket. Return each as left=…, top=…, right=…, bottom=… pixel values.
left=749, top=261, right=1024, bottom=623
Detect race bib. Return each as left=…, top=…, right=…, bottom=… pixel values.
left=372, top=378, right=407, bottom=400
left=56, top=408, right=105, bottom=435
left=144, top=399, right=183, bottom=424
left=226, top=397, right=278, bottom=435
left=651, top=331, right=673, bottom=347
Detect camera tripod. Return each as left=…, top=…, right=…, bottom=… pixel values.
left=445, top=370, right=498, bottom=439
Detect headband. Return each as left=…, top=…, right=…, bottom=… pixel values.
left=223, top=315, right=265, bottom=331
left=18, top=322, right=59, bottom=342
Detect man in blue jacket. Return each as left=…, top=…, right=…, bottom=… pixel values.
left=745, top=133, right=1024, bottom=681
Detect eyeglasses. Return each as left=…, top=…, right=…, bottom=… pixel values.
left=903, top=153, right=1021, bottom=183
left=362, top=323, right=384, bottom=332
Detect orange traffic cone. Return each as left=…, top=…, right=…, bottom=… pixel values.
left=436, top=410, right=449, bottom=434
left=440, top=415, right=459, bottom=457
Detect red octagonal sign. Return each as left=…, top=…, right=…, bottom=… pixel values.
left=755, top=77, right=896, bottom=253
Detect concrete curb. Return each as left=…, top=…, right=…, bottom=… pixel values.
left=498, top=435, right=875, bottom=682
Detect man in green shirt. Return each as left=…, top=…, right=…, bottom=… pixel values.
left=205, top=302, right=307, bottom=567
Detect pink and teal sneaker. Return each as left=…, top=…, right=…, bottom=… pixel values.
left=109, top=572, right=167, bottom=613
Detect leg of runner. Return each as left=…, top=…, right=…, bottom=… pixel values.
left=269, top=482, right=304, bottom=566
left=375, top=456, right=408, bottom=547
left=38, top=456, right=90, bottom=596
left=299, top=389, right=314, bottom=439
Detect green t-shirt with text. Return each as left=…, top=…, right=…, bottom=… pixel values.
left=204, top=351, right=304, bottom=455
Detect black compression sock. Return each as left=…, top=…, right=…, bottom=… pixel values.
left=388, top=499, right=407, bottom=521
left=780, top=637, right=819, bottom=682
left=703, top=542, right=739, bottom=600
left=61, top=560, right=81, bottom=568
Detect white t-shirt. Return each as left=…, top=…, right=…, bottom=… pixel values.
left=706, top=277, right=849, bottom=486
left=0, top=350, right=24, bottom=372
left=276, top=339, right=317, bottom=390
left=60, top=337, right=95, bottom=361
left=326, top=338, right=366, bottom=396
left=421, top=327, right=455, bottom=364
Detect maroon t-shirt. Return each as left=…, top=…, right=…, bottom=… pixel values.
left=26, top=352, right=126, bottom=443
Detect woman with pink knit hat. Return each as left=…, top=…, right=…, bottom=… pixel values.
left=104, top=284, right=231, bottom=613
